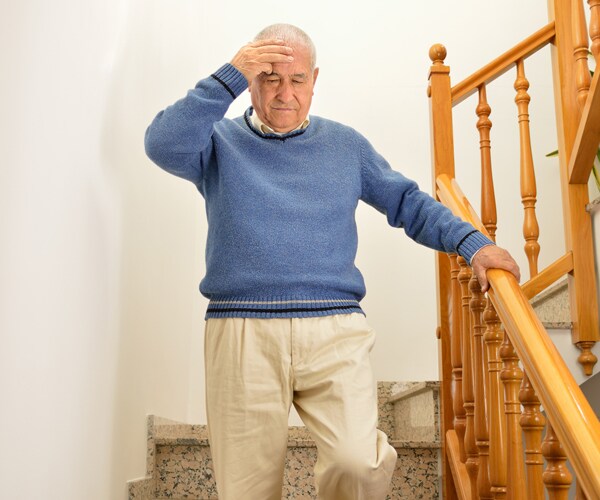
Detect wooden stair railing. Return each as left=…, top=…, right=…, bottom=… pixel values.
left=437, top=175, right=600, bottom=499
left=428, top=1, right=600, bottom=498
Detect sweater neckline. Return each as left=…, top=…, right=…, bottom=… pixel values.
left=243, top=107, right=309, bottom=141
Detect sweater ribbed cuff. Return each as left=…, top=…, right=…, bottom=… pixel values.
left=456, top=231, right=495, bottom=265
left=210, top=63, right=248, bottom=99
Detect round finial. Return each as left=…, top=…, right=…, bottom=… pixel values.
left=429, top=44, right=447, bottom=65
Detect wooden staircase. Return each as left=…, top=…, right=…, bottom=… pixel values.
left=127, top=382, right=442, bottom=499
left=429, top=0, right=600, bottom=498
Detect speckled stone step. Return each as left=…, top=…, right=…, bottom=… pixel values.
left=387, top=381, right=440, bottom=443
left=530, top=278, right=571, bottom=329
left=128, top=382, right=441, bottom=499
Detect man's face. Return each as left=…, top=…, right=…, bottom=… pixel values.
left=249, top=43, right=319, bottom=133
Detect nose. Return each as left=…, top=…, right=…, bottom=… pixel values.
left=276, top=79, right=294, bottom=102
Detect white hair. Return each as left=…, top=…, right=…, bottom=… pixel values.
left=254, top=23, right=317, bottom=70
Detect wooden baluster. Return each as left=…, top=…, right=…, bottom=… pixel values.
left=473, top=84, right=494, bottom=499
left=574, top=0, right=592, bottom=110
left=589, top=0, right=600, bottom=64
left=499, top=334, right=526, bottom=498
left=477, top=82, right=507, bottom=499
left=542, top=424, right=573, bottom=499
left=514, top=59, right=540, bottom=277
left=450, top=254, right=467, bottom=462
left=519, top=375, right=546, bottom=500
left=513, top=62, right=546, bottom=496
left=477, top=84, right=497, bottom=241
left=469, top=273, right=492, bottom=498
left=458, top=257, right=477, bottom=499
left=483, top=302, right=507, bottom=499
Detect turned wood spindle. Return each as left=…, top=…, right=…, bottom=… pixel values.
left=476, top=83, right=507, bottom=498
left=469, top=273, right=492, bottom=498
left=477, top=84, right=497, bottom=241
left=574, top=0, right=593, bottom=111
left=483, top=301, right=507, bottom=499
left=499, top=333, right=526, bottom=498
left=450, top=254, right=467, bottom=462
left=458, top=257, right=477, bottom=499
left=589, top=0, right=600, bottom=64
left=542, top=424, right=573, bottom=500
left=514, top=59, right=540, bottom=278
left=519, top=375, right=546, bottom=500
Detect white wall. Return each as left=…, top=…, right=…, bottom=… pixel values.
left=0, top=0, right=571, bottom=498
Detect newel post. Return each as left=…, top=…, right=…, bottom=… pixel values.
left=548, top=0, right=600, bottom=376
left=428, top=43, right=459, bottom=500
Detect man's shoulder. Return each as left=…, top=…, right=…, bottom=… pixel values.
left=309, top=115, right=367, bottom=140
left=212, top=114, right=247, bottom=135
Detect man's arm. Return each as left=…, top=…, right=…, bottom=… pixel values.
left=144, top=40, right=293, bottom=184
left=356, top=135, right=521, bottom=287
left=471, top=244, right=521, bottom=293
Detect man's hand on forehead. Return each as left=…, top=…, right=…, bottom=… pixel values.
left=231, top=39, right=294, bottom=83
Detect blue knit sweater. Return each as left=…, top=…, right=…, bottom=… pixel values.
left=145, top=64, right=493, bottom=319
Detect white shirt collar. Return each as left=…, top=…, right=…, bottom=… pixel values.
left=250, top=109, right=310, bottom=135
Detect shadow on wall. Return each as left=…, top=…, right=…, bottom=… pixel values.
left=99, top=1, right=208, bottom=497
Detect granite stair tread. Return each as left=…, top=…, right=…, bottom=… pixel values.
left=128, top=381, right=442, bottom=499
left=153, top=423, right=440, bottom=449
left=529, top=278, right=572, bottom=328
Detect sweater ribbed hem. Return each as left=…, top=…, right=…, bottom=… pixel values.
left=456, top=231, right=495, bottom=264
left=205, top=296, right=364, bottom=319
left=210, top=63, right=248, bottom=99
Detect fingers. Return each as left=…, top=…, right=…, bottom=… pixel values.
left=231, top=39, right=294, bottom=82
left=470, top=244, right=521, bottom=294
left=478, top=269, right=490, bottom=294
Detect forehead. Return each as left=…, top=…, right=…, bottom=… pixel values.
left=270, top=43, right=313, bottom=75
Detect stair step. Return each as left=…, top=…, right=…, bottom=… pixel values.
left=128, top=381, right=442, bottom=499
left=153, top=432, right=440, bottom=499
left=387, top=381, right=440, bottom=442
left=530, top=278, right=572, bottom=328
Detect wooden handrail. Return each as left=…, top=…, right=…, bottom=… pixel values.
left=436, top=173, right=600, bottom=498
left=436, top=175, right=488, bottom=235
left=451, top=22, right=555, bottom=105
left=436, top=177, right=575, bottom=300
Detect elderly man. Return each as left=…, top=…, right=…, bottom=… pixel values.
left=145, top=23, right=519, bottom=500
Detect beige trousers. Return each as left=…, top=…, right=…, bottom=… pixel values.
left=204, top=313, right=397, bottom=500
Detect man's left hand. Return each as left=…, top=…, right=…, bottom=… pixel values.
left=471, top=245, right=521, bottom=293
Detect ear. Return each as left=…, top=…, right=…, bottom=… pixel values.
left=311, top=68, right=319, bottom=96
